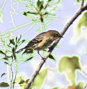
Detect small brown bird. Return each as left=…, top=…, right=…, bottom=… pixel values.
left=16, top=30, right=62, bottom=56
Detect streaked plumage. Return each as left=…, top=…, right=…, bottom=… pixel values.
left=16, top=30, right=62, bottom=53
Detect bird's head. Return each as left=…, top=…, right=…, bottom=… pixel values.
left=47, top=30, right=62, bottom=40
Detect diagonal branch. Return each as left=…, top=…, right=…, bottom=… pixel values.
left=24, top=4, right=87, bottom=89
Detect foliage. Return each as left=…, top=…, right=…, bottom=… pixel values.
left=43, top=50, right=56, bottom=61
left=76, top=0, right=87, bottom=3
left=75, top=11, right=87, bottom=36
left=31, top=68, right=48, bottom=89
left=71, top=11, right=87, bottom=43
left=22, top=0, right=61, bottom=22
left=15, top=74, right=30, bottom=89
left=15, top=68, right=48, bottom=89
left=76, top=82, right=84, bottom=89
left=0, top=35, right=34, bottom=65
left=52, top=86, right=59, bottom=89
left=0, top=82, right=9, bottom=87
left=16, top=0, right=61, bottom=32
left=0, top=0, right=87, bottom=89
left=58, top=56, right=81, bottom=85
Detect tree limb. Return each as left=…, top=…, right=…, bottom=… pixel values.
left=24, top=4, right=87, bottom=89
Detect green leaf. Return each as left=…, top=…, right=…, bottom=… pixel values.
left=15, top=74, right=30, bottom=89
left=23, top=50, right=33, bottom=54
left=36, top=28, right=42, bottom=32
left=21, top=40, right=25, bottom=43
left=15, top=76, right=25, bottom=84
left=37, top=0, right=41, bottom=7
left=43, top=49, right=47, bottom=52
left=52, top=86, right=59, bottom=89
left=19, top=80, right=25, bottom=84
left=74, top=11, right=87, bottom=38
left=1, top=73, right=6, bottom=77
left=0, top=50, right=6, bottom=55
left=37, top=0, right=44, bottom=10
left=17, top=35, right=22, bottom=42
left=16, top=0, right=22, bottom=2
left=76, top=82, right=84, bottom=89
left=76, top=0, right=87, bottom=3
left=10, top=39, right=15, bottom=45
left=48, top=0, right=52, bottom=2
left=32, top=68, right=48, bottom=89
left=58, top=56, right=81, bottom=85
left=49, top=54, right=56, bottom=61
left=25, top=79, right=29, bottom=83
left=56, top=44, right=61, bottom=48
left=12, top=47, right=16, bottom=59
left=0, top=82, right=9, bottom=87
left=4, top=62, right=9, bottom=65
left=3, top=57, right=8, bottom=60
left=24, top=57, right=33, bottom=62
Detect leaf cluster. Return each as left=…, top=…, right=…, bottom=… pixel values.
left=0, top=35, right=26, bottom=65
left=15, top=68, right=48, bottom=89
left=58, top=56, right=82, bottom=86
left=18, top=0, right=61, bottom=23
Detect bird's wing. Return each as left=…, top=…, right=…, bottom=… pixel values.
left=25, top=32, right=46, bottom=49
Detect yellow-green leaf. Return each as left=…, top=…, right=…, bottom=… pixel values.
left=76, top=82, right=84, bottom=89
left=52, top=86, right=59, bottom=89
left=15, top=74, right=30, bottom=89
left=58, top=56, right=81, bottom=85
left=76, top=0, right=87, bottom=3
left=74, top=11, right=87, bottom=38
left=0, top=82, right=9, bottom=87
left=32, top=68, right=48, bottom=89
left=15, top=76, right=25, bottom=84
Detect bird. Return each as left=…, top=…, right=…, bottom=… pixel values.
left=16, top=30, right=62, bottom=57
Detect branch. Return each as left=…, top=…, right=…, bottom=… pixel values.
left=10, top=65, right=14, bottom=89
left=81, top=0, right=84, bottom=8
left=24, top=4, right=87, bottom=89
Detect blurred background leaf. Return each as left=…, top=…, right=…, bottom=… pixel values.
left=76, top=0, right=87, bottom=3
left=15, top=68, right=48, bottom=89
left=15, top=74, right=30, bottom=89
left=75, top=11, right=87, bottom=36
left=58, top=56, right=81, bottom=85
left=52, top=86, right=59, bottom=89
left=31, top=68, right=48, bottom=89
left=71, top=11, right=87, bottom=43
left=76, top=82, right=84, bottom=89
left=0, top=82, right=9, bottom=87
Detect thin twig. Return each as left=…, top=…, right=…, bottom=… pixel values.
left=81, top=0, right=84, bottom=8
left=0, top=0, right=7, bottom=12
left=12, top=62, right=18, bottom=89
left=24, top=4, right=87, bottom=89
left=10, top=65, right=14, bottom=89
left=10, top=61, right=18, bottom=89
left=6, top=65, right=10, bottom=84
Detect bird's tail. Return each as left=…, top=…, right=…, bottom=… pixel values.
left=16, top=47, right=25, bottom=53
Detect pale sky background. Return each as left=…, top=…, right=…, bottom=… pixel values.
left=0, top=0, right=87, bottom=89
